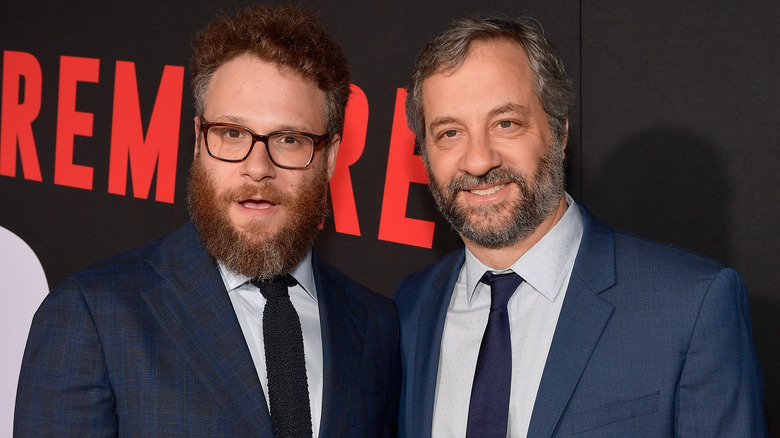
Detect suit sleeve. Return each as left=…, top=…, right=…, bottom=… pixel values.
left=14, top=283, right=118, bottom=437
left=675, top=268, right=768, bottom=436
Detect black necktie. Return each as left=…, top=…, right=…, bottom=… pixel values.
left=465, top=271, right=523, bottom=438
left=252, top=275, right=312, bottom=438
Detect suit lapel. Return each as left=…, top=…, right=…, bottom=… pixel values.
left=413, top=250, right=464, bottom=438
left=526, top=205, right=616, bottom=437
left=313, top=253, right=368, bottom=436
left=141, top=224, right=273, bottom=437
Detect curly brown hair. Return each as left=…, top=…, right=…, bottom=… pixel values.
left=190, top=4, right=351, bottom=135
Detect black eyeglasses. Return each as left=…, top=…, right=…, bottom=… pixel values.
left=199, top=120, right=331, bottom=169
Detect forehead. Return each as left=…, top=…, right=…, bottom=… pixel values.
left=203, top=54, right=326, bottom=130
left=421, top=39, right=538, bottom=120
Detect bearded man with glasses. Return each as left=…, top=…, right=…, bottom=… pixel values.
left=14, top=5, right=400, bottom=437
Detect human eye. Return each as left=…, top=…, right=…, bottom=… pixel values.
left=211, top=126, right=247, bottom=143
left=435, top=129, right=461, bottom=141
left=226, top=128, right=244, bottom=139
left=279, top=134, right=304, bottom=145
left=429, top=128, right=464, bottom=150
left=492, top=119, right=523, bottom=137
left=495, top=119, right=522, bottom=130
left=270, top=133, right=311, bottom=150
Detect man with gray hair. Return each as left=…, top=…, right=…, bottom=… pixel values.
left=394, top=16, right=766, bottom=437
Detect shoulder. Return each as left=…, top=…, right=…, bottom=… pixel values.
left=311, top=253, right=396, bottom=317
left=582, top=210, right=745, bottom=313
left=616, top=231, right=746, bottom=312
left=612, top=229, right=730, bottom=283
left=392, top=249, right=464, bottom=308
left=575, top=204, right=747, bottom=314
left=50, top=224, right=197, bottom=302
left=397, top=249, right=465, bottom=287
left=579, top=203, right=730, bottom=283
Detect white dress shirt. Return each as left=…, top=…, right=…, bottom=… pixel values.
left=432, top=193, right=584, bottom=438
left=219, top=251, right=323, bottom=437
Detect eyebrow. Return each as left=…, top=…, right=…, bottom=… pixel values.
left=205, top=115, right=320, bottom=134
left=427, top=102, right=532, bottom=133
left=205, top=114, right=248, bottom=125
left=487, top=103, right=531, bottom=119
left=428, top=116, right=460, bottom=133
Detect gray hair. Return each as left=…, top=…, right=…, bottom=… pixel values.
left=405, top=16, right=573, bottom=151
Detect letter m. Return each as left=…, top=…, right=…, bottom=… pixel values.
left=108, top=61, right=183, bottom=203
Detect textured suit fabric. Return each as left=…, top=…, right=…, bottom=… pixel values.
left=14, top=222, right=400, bottom=437
left=393, top=204, right=767, bottom=437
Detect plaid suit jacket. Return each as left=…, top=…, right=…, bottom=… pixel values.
left=14, top=223, right=400, bottom=437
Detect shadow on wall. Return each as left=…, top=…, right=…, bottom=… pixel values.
left=588, top=126, right=732, bottom=265
left=588, top=125, right=775, bottom=433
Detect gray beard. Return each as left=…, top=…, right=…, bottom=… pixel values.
left=426, top=141, right=565, bottom=249
left=187, top=156, right=330, bottom=280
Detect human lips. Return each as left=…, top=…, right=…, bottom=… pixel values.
left=467, top=183, right=507, bottom=196
left=236, top=197, right=277, bottom=211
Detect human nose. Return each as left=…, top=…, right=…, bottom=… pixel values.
left=460, top=132, right=501, bottom=176
left=240, top=140, right=277, bottom=181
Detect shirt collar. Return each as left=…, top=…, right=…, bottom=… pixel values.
left=463, top=192, right=584, bottom=304
left=217, top=250, right=318, bottom=301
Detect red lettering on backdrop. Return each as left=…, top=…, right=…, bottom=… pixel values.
left=330, top=84, right=367, bottom=236
left=0, top=51, right=43, bottom=181
left=377, top=88, right=435, bottom=248
left=108, top=62, right=184, bottom=204
left=53, top=55, right=99, bottom=190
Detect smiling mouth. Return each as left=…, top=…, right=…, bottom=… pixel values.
left=468, top=183, right=506, bottom=196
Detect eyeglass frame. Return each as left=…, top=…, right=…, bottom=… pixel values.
left=198, top=120, right=332, bottom=169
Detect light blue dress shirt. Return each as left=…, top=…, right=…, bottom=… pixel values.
left=218, top=251, right=323, bottom=437
left=432, top=192, right=584, bottom=438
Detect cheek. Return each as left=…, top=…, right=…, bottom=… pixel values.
left=426, top=148, right=459, bottom=179
left=198, top=159, right=235, bottom=193
left=494, top=140, right=541, bottom=169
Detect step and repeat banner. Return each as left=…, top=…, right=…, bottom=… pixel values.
left=2, top=0, right=778, bottom=434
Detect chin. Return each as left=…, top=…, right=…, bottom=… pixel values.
left=231, top=209, right=277, bottom=228
left=235, top=219, right=278, bottom=238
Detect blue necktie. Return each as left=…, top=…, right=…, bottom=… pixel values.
left=466, top=271, right=523, bottom=438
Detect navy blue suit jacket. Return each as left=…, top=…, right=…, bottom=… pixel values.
left=394, top=205, right=766, bottom=437
left=14, top=223, right=400, bottom=437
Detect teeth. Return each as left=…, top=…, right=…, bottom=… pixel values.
left=469, top=184, right=505, bottom=196
left=240, top=200, right=272, bottom=209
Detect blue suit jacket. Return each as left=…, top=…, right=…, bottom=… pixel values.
left=14, top=223, right=400, bottom=437
left=393, top=205, right=766, bottom=437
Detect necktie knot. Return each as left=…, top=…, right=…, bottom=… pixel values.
left=481, top=271, right=523, bottom=310
left=251, top=274, right=297, bottom=300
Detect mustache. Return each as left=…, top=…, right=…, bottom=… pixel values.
left=220, top=182, right=290, bottom=205
left=447, top=167, right=526, bottom=195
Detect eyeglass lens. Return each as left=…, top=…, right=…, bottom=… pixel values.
left=206, top=125, right=314, bottom=167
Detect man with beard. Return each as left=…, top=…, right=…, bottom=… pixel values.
left=14, top=5, right=399, bottom=437
left=394, top=16, right=766, bottom=437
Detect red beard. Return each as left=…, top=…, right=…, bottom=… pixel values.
left=187, top=156, right=330, bottom=279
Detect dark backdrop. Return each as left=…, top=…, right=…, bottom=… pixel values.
left=2, top=0, right=777, bottom=432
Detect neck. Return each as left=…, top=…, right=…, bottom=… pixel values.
left=464, top=196, right=568, bottom=270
